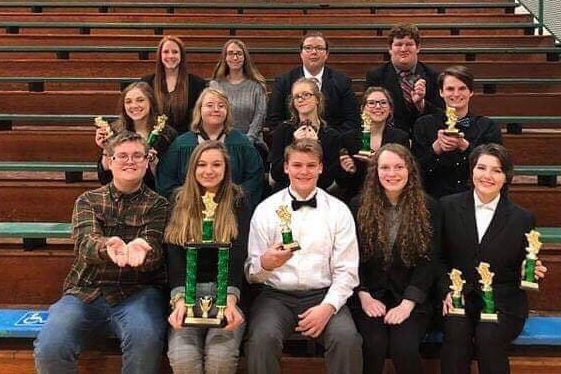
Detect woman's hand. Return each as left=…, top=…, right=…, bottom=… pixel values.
left=223, top=295, right=244, bottom=332
left=293, top=125, right=318, bottom=141
left=358, top=291, right=386, bottom=318
left=147, top=148, right=159, bottom=175
left=168, top=299, right=186, bottom=330
left=339, top=154, right=357, bottom=174
left=442, top=292, right=453, bottom=316
left=384, top=299, right=415, bottom=325
left=534, top=260, right=547, bottom=280
left=95, top=127, right=109, bottom=148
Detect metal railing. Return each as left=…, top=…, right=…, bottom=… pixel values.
left=519, top=0, right=561, bottom=42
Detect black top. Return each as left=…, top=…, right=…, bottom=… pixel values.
left=97, top=125, right=177, bottom=191
left=350, top=195, right=442, bottom=314
left=141, top=73, right=206, bottom=134
left=365, top=61, right=444, bottom=137
left=436, top=191, right=534, bottom=319
left=266, top=65, right=361, bottom=133
left=412, top=112, right=502, bottom=199
left=338, top=126, right=410, bottom=202
left=166, top=193, right=252, bottom=296
left=268, top=120, right=343, bottom=190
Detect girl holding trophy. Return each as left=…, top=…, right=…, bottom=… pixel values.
left=165, top=141, right=250, bottom=374
left=437, top=143, right=547, bottom=374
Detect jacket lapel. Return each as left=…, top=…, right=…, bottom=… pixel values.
left=459, top=192, right=479, bottom=251
left=480, top=194, right=510, bottom=247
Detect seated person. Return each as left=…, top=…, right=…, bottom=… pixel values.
left=412, top=65, right=502, bottom=198
left=34, top=132, right=170, bottom=374
left=245, top=139, right=362, bottom=374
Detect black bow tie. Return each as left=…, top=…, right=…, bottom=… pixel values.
left=290, top=192, right=317, bottom=211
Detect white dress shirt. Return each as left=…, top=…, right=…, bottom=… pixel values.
left=474, top=191, right=500, bottom=243
left=245, top=187, right=359, bottom=312
left=303, top=66, right=324, bottom=90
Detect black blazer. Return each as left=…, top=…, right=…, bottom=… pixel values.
left=266, top=66, right=361, bottom=133
left=436, top=191, right=534, bottom=319
left=412, top=112, right=502, bottom=199
left=142, top=73, right=206, bottom=134
left=365, top=61, right=444, bottom=137
left=350, top=195, right=442, bottom=315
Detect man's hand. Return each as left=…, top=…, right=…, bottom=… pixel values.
left=105, top=236, right=128, bottom=267
left=384, top=299, right=415, bottom=325
left=127, top=238, right=152, bottom=267
left=260, top=243, right=293, bottom=271
left=223, top=295, right=244, bottom=332
left=433, top=130, right=468, bottom=154
left=295, top=304, right=335, bottom=338
left=358, top=291, right=386, bottom=318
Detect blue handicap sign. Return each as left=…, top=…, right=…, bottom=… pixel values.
left=14, top=311, right=49, bottom=327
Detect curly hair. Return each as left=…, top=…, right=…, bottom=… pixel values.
left=357, top=143, right=432, bottom=267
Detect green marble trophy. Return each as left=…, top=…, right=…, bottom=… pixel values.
left=183, top=191, right=230, bottom=328
left=276, top=205, right=300, bottom=251
left=448, top=268, right=466, bottom=316
left=146, top=114, right=167, bottom=147
left=444, top=107, right=461, bottom=136
left=477, top=262, right=498, bottom=322
left=521, top=230, right=542, bottom=291
left=358, top=112, right=373, bottom=156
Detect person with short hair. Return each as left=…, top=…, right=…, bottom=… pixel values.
left=366, top=23, right=444, bottom=137
left=34, top=131, right=171, bottom=374
left=267, top=31, right=360, bottom=133
left=412, top=65, right=502, bottom=198
left=245, top=138, right=362, bottom=374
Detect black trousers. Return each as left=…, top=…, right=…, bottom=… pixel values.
left=441, top=312, right=525, bottom=374
left=352, top=307, right=430, bottom=374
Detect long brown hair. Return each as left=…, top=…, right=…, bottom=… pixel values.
left=153, top=36, right=189, bottom=126
left=114, top=81, right=158, bottom=133
left=211, top=39, right=267, bottom=91
left=165, top=141, right=242, bottom=244
left=357, top=143, right=432, bottom=266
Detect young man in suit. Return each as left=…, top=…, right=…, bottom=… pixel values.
left=267, top=32, right=361, bottom=133
left=365, top=23, right=444, bottom=137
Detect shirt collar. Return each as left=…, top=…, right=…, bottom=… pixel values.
left=288, top=186, right=318, bottom=201
left=394, top=64, right=417, bottom=76
left=303, top=66, right=324, bottom=84
left=473, top=191, right=500, bottom=212
left=109, top=181, right=145, bottom=202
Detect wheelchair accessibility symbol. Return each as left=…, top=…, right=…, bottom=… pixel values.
left=14, top=312, right=49, bottom=327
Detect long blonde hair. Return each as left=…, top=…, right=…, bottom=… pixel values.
left=165, top=141, right=242, bottom=244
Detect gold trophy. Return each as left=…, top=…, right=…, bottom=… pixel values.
left=477, top=262, right=498, bottom=322
left=147, top=114, right=167, bottom=147
left=521, top=230, right=542, bottom=291
left=448, top=268, right=466, bottom=316
left=276, top=205, right=300, bottom=251
left=358, top=112, right=373, bottom=156
left=94, top=116, right=114, bottom=140
left=201, top=192, right=218, bottom=243
left=444, top=107, right=461, bottom=136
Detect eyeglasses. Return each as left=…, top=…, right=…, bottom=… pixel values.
left=111, top=152, right=147, bottom=164
left=203, top=102, right=227, bottom=110
left=292, top=92, right=314, bottom=101
left=301, top=45, right=327, bottom=53
left=226, top=51, right=244, bottom=58
left=365, top=99, right=389, bottom=108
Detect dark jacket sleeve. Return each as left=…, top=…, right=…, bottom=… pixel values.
left=268, top=122, right=293, bottom=187
left=229, top=194, right=252, bottom=290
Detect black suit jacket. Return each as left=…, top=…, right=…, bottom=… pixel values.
left=365, top=61, right=444, bottom=137
left=436, top=191, right=534, bottom=319
left=266, top=66, right=360, bottom=133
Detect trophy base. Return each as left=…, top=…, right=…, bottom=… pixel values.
left=521, top=280, right=539, bottom=291
left=449, top=307, right=465, bottom=316
left=183, top=316, right=226, bottom=328
left=283, top=241, right=301, bottom=252
left=443, top=129, right=461, bottom=137
left=480, top=312, right=498, bottom=323
left=358, top=149, right=373, bottom=156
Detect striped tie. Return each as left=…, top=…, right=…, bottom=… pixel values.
left=310, top=77, right=321, bottom=89
left=400, top=71, right=414, bottom=107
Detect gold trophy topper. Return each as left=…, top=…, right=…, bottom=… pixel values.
left=361, top=112, right=372, bottom=132
left=449, top=268, right=466, bottom=295
left=276, top=205, right=292, bottom=232
left=152, top=114, right=168, bottom=135
left=444, top=107, right=460, bottom=136
left=94, top=116, right=113, bottom=138
left=525, top=230, right=542, bottom=260
left=476, top=262, right=495, bottom=292
left=202, top=192, right=218, bottom=220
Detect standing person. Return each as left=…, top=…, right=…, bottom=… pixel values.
left=339, top=87, right=409, bottom=201
left=267, top=31, right=360, bottom=133
left=209, top=39, right=267, bottom=146
left=142, top=35, right=206, bottom=134
left=245, top=139, right=362, bottom=374
left=157, top=87, right=263, bottom=206
left=365, top=23, right=444, bottom=137
left=437, top=143, right=547, bottom=374
left=268, top=77, right=343, bottom=191
left=351, top=143, right=440, bottom=374
left=95, top=81, right=177, bottom=190
left=34, top=132, right=171, bottom=374
left=413, top=65, right=502, bottom=198
left=165, top=141, right=250, bottom=374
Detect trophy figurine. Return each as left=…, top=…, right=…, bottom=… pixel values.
left=444, top=107, right=461, bottom=136
left=448, top=268, right=466, bottom=316
left=358, top=112, right=373, bottom=156
left=182, top=192, right=229, bottom=328
left=94, top=116, right=114, bottom=141
left=146, top=114, right=167, bottom=147
left=521, top=229, right=542, bottom=291
left=276, top=205, right=300, bottom=251
left=477, top=262, right=498, bottom=322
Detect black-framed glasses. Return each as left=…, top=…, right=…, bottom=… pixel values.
left=301, top=45, right=327, bottom=53
left=226, top=51, right=244, bottom=58
left=292, top=92, right=314, bottom=101
left=365, top=100, right=390, bottom=108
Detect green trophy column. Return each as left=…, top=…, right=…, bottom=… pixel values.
left=482, top=289, right=495, bottom=314
left=202, top=218, right=214, bottom=242
left=524, top=258, right=536, bottom=283
left=185, top=246, right=198, bottom=305
left=216, top=247, right=229, bottom=307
